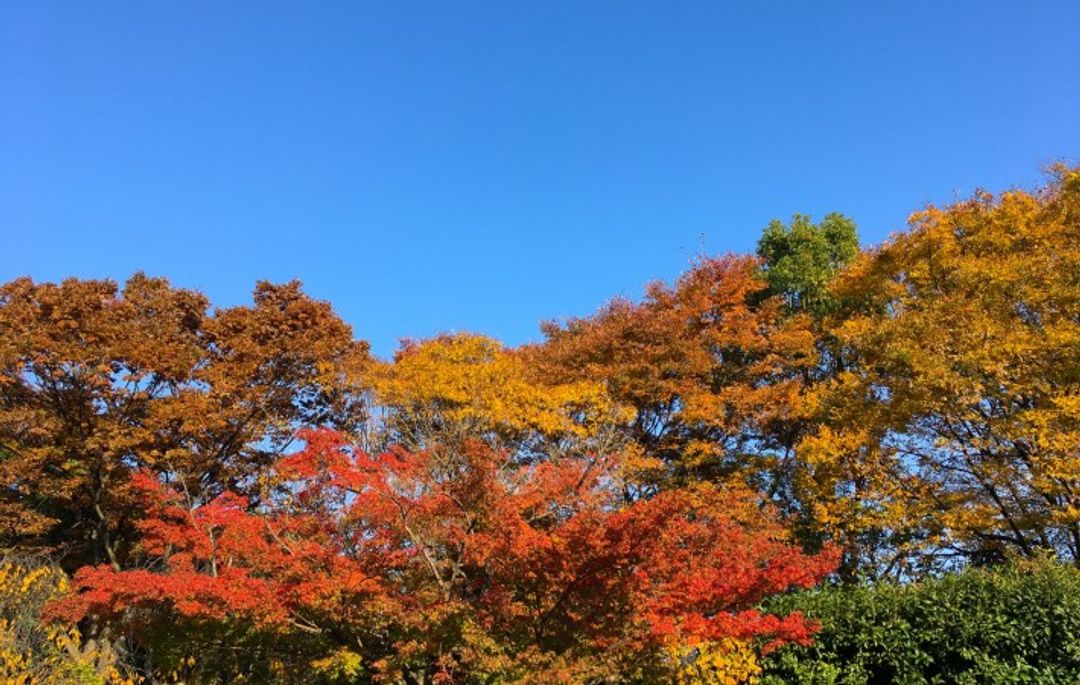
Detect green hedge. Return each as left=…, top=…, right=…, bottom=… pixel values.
left=760, top=558, right=1080, bottom=684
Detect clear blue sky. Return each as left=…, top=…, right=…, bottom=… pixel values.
left=3, top=2, right=1078, bottom=356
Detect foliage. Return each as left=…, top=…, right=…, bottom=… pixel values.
left=3, top=163, right=1079, bottom=682
left=0, top=275, right=368, bottom=570
left=798, top=165, right=1080, bottom=574
left=48, top=429, right=838, bottom=683
left=371, top=333, right=626, bottom=456
left=756, top=212, right=859, bottom=315
left=0, top=553, right=134, bottom=684
left=760, top=556, right=1080, bottom=684
left=529, top=255, right=819, bottom=495
left=669, top=638, right=762, bottom=685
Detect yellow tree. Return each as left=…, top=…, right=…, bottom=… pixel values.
left=371, top=333, right=625, bottom=460
left=802, top=165, right=1080, bottom=573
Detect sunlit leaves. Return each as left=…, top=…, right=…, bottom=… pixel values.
left=805, top=165, right=1080, bottom=572
left=52, top=430, right=836, bottom=683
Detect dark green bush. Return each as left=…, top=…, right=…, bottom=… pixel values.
left=760, top=557, right=1080, bottom=684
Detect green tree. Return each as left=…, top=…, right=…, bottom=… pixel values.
left=756, top=212, right=859, bottom=315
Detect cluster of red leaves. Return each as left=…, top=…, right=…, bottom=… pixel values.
left=48, top=466, right=383, bottom=633
left=49, top=428, right=837, bottom=678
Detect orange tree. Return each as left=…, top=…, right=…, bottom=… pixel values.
left=0, top=274, right=368, bottom=570
left=527, top=255, right=820, bottom=498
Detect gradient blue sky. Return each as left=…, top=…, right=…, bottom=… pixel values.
left=3, top=2, right=1078, bottom=356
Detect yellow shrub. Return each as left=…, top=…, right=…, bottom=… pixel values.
left=669, top=638, right=761, bottom=685
left=0, top=557, right=137, bottom=685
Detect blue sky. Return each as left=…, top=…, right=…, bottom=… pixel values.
left=3, top=2, right=1078, bottom=357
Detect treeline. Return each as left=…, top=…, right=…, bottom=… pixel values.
left=0, top=165, right=1078, bottom=683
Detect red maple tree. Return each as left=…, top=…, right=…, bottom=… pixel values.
left=51, top=428, right=837, bottom=682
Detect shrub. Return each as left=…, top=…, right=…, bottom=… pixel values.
left=760, top=557, right=1080, bottom=684
left=0, top=553, right=134, bottom=684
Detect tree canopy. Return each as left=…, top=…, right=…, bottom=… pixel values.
left=1, top=164, right=1078, bottom=683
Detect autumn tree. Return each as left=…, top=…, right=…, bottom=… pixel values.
left=50, top=428, right=838, bottom=684
left=12, top=160, right=1078, bottom=682
left=798, top=165, right=1080, bottom=574
left=527, top=255, right=821, bottom=522
left=370, top=333, right=624, bottom=458
left=0, top=274, right=368, bottom=571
